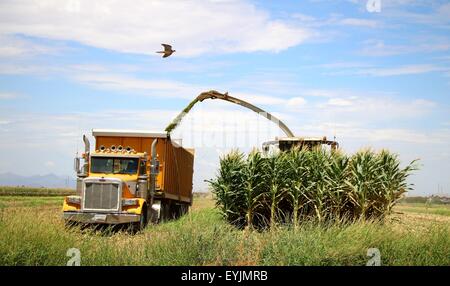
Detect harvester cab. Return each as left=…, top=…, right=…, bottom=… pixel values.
left=262, top=136, right=339, bottom=154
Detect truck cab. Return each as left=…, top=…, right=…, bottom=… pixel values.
left=63, top=129, right=194, bottom=231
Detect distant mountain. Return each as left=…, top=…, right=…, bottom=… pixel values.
left=0, top=173, right=76, bottom=188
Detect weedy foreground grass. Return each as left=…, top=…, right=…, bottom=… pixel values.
left=0, top=196, right=448, bottom=266
left=0, top=186, right=75, bottom=197
left=396, top=203, right=450, bottom=217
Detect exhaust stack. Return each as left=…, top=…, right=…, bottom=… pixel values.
left=150, top=139, right=159, bottom=199
left=83, top=135, right=90, bottom=154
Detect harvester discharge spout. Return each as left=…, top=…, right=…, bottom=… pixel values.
left=165, top=90, right=338, bottom=153
left=165, top=90, right=294, bottom=137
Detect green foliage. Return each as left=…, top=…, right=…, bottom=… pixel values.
left=165, top=97, right=201, bottom=133
left=209, top=148, right=419, bottom=229
left=0, top=196, right=448, bottom=266
left=0, top=186, right=75, bottom=197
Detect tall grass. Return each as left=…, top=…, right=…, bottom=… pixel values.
left=0, top=186, right=75, bottom=197
left=0, top=197, right=448, bottom=266
left=209, top=148, right=418, bottom=229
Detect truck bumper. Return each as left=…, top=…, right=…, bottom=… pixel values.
left=63, top=211, right=140, bottom=224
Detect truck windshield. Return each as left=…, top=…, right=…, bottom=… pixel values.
left=91, top=157, right=139, bottom=174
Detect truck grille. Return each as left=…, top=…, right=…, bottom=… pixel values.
left=83, top=181, right=120, bottom=211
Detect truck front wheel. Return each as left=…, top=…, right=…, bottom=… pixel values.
left=132, top=205, right=148, bottom=233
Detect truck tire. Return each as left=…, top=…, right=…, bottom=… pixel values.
left=160, top=201, right=188, bottom=221
left=171, top=204, right=180, bottom=219
left=160, top=200, right=170, bottom=222
left=180, top=204, right=189, bottom=216
left=175, top=203, right=186, bottom=219
left=133, top=204, right=147, bottom=233
left=172, top=203, right=189, bottom=219
left=148, top=206, right=159, bottom=224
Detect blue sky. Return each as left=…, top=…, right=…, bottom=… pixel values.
left=0, top=0, right=449, bottom=195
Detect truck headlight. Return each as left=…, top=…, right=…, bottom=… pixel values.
left=66, top=195, right=81, bottom=205
left=122, top=198, right=139, bottom=206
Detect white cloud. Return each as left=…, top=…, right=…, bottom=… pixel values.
left=231, top=92, right=287, bottom=106
left=356, top=64, right=446, bottom=77
left=339, top=18, right=379, bottom=28
left=0, top=59, right=313, bottom=110
left=0, top=35, right=63, bottom=57
left=292, top=13, right=317, bottom=22
left=363, top=129, right=434, bottom=144
left=71, top=72, right=203, bottom=98
left=318, top=61, right=449, bottom=77
left=0, top=61, right=146, bottom=77
left=347, top=0, right=430, bottom=8
left=301, top=89, right=342, bottom=98
left=327, top=98, right=354, bottom=107
left=0, top=0, right=312, bottom=57
left=69, top=70, right=302, bottom=106
left=297, top=88, right=394, bottom=99
left=345, top=128, right=435, bottom=144
left=318, top=96, right=435, bottom=119
left=0, top=92, right=19, bottom=99
left=286, top=97, right=307, bottom=110
left=381, top=2, right=450, bottom=27
left=298, top=121, right=450, bottom=145
left=45, top=161, right=55, bottom=167
left=360, top=39, right=450, bottom=57
left=317, top=61, right=372, bottom=69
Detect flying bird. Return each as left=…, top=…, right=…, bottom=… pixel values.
left=156, top=44, right=175, bottom=58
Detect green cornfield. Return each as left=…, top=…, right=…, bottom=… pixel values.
left=209, top=148, right=419, bottom=229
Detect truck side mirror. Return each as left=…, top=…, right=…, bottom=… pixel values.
left=151, top=160, right=160, bottom=175
left=74, top=157, right=81, bottom=174
left=139, top=159, right=147, bottom=175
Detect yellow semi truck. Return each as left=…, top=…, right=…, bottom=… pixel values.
left=62, top=129, right=194, bottom=231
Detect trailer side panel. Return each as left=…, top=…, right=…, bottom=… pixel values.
left=162, top=140, right=194, bottom=204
